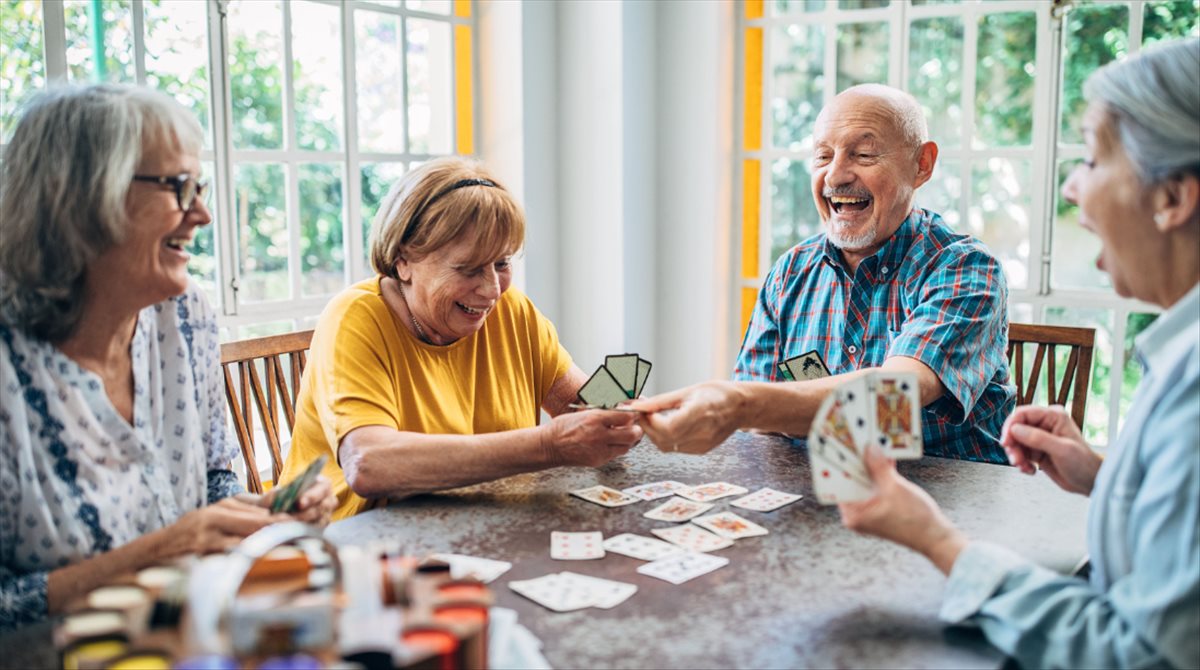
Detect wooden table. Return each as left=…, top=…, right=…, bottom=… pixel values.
left=325, top=432, right=1090, bottom=669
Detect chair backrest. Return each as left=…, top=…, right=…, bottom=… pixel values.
left=220, top=330, right=314, bottom=494
left=1006, top=323, right=1096, bottom=430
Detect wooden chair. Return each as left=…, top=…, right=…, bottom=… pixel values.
left=220, top=330, right=314, bottom=494
left=1006, top=323, right=1096, bottom=429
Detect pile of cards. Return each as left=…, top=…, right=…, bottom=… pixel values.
left=809, top=371, right=923, bottom=504
left=509, top=572, right=637, bottom=612
left=778, top=349, right=832, bottom=381
left=577, top=353, right=652, bottom=409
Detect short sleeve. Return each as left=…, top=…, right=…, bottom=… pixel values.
left=526, top=295, right=572, bottom=405
left=317, top=302, right=406, bottom=444
left=733, top=259, right=787, bottom=381
left=886, top=247, right=1008, bottom=423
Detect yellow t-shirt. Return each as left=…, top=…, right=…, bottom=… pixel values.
left=280, top=277, right=571, bottom=519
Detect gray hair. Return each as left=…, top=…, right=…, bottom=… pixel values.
left=839, top=83, right=930, bottom=150
left=1085, top=37, right=1200, bottom=184
left=0, top=84, right=203, bottom=341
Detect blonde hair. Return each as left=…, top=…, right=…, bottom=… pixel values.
left=369, top=157, right=525, bottom=277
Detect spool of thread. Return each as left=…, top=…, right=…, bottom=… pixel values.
left=433, top=603, right=489, bottom=670
left=401, top=627, right=459, bottom=670
left=58, top=610, right=128, bottom=648
left=61, top=635, right=128, bottom=670
left=435, top=581, right=490, bottom=603
left=134, top=566, right=184, bottom=595
left=85, top=585, right=152, bottom=636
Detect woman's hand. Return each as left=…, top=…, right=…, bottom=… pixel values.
left=290, top=475, right=336, bottom=526
left=542, top=409, right=643, bottom=467
left=158, top=497, right=288, bottom=558
left=838, top=445, right=968, bottom=575
left=629, top=381, right=745, bottom=454
left=1001, top=405, right=1102, bottom=495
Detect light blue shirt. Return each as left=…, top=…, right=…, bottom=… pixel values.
left=940, top=283, right=1200, bottom=669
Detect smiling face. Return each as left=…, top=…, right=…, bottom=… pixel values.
left=396, top=235, right=515, bottom=344
left=88, top=140, right=211, bottom=308
left=810, top=90, right=935, bottom=259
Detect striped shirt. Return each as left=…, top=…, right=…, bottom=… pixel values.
left=734, top=208, right=1014, bottom=462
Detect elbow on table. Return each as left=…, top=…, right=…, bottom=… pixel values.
left=339, top=434, right=420, bottom=500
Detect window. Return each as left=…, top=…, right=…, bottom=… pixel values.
left=737, top=0, right=1198, bottom=444
left=0, top=0, right=478, bottom=338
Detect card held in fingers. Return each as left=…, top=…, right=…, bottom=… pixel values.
left=637, top=552, right=730, bottom=585
left=729, top=487, right=803, bottom=512
left=868, top=372, right=923, bottom=459
left=634, top=358, right=653, bottom=397
left=550, top=531, right=605, bottom=560
left=651, top=524, right=734, bottom=553
left=643, top=497, right=714, bottom=522
left=691, top=512, right=769, bottom=539
left=623, top=480, right=689, bottom=502
left=577, top=366, right=632, bottom=409
left=604, top=354, right=641, bottom=398
left=569, top=485, right=639, bottom=508
left=602, top=533, right=683, bottom=562
left=677, top=482, right=749, bottom=503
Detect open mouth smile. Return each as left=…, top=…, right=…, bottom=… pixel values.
left=828, top=195, right=872, bottom=214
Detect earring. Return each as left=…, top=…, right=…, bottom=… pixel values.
left=1154, top=212, right=1168, bottom=227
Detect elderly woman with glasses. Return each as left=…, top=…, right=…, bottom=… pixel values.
left=280, top=157, right=643, bottom=520
left=0, top=84, right=335, bottom=630
left=838, top=39, right=1200, bottom=669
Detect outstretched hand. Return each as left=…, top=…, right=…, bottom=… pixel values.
left=1001, top=405, right=1101, bottom=495
left=629, top=381, right=745, bottom=455
left=543, top=408, right=643, bottom=467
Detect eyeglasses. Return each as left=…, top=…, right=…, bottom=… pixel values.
left=131, top=174, right=210, bottom=213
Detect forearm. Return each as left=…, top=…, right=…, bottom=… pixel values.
left=45, top=529, right=172, bottom=614
left=341, top=426, right=554, bottom=499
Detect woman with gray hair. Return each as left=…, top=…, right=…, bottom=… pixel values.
left=0, top=84, right=335, bottom=629
left=838, top=38, right=1199, bottom=668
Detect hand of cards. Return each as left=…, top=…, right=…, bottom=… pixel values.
left=575, top=353, right=652, bottom=409
left=269, top=455, right=327, bottom=514
left=808, top=372, right=922, bottom=504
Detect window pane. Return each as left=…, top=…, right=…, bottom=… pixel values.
left=191, top=160, right=220, bottom=309
left=1, top=0, right=45, bottom=142
left=774, top=0, right=826, bottom=13
left=361, top=162, right=408, bottom=259
left=840, top=0, right=889, bottom=8
left=1008, top=302, right=1034, bottom=323
left=408, top=0, right=451, bottom=14
left=407, top=18, right=453, bottom=155
left=64, top=0, right=135, bottom=83
left=1043, top=307, right=1113, bottom=445
left=1052, top=159, right=1110, bottom=290
left=969, top=158, right=1030, bottom=289
left=916, top=159, right=961, bottom=228
left=771, top=23, right=824, bottom=151
left=228, top=0, right=284, bottom=149
left=1060, top=3, right=1128, bottom=145
left=975, top=12, right=1035, bottom=147
left=299, top=164, right=345, bottom=297
left=836, top=22, right=888, bottom=92
left=1142, top=0, right=1200, bottom=45
left=292, top=1, right=344, bottom=152
left=144, top=0, right=211, bottom=147
left=1119, top=312, right=1159, bottom=432
left=236, top=163, right=289, bottom=302
left=356, top=10, right=405, bottom=153
left=909, top=17, right=964, bottom=149
left=770, top=158, right=820, bottom=263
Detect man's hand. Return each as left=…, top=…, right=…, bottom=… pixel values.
left=629, top=381, right=747, bottom=454
left=541, top=409, right=643, bottom=467
left=1001, top=405, right=1101, bottom=495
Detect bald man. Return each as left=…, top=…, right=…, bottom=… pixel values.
left=635, top=84, right=1014, bottom=462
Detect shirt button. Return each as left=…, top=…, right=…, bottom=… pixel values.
left=881, top=266, right=889, bottom=274
left=847, top=345, right=858, bottom=354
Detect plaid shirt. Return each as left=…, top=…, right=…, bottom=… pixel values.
left=734, top=208, right=1014, bottom=463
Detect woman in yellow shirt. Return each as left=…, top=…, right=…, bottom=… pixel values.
left=282, top=157, right=643, bottom=519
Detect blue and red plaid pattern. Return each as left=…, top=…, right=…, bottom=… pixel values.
left=734, top=208, right=1015, bottom=463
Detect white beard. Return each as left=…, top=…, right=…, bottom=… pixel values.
left=826, top=218, right=878, bottom=251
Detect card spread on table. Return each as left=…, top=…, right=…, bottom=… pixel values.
left=637, top=552, right=730, bottom=585
left=623, top=480, right=689, bottom=502
left=643, top=497, right=714, bottom=522
left=509, top=572, right=636, bottom=611
left=691, top=512, right=769, bottom=539
left=551, top=531, right=605, bottom=560
left=677, top=482, right=749, bottom=503
left=729, top=488, right=803, bottom=512
left=577, top=353, right=653, bottom=408
left=601, top=533, right=683, bottom=562
left=570, top=485, right=640, bottom=508
left=778, top=349, right=832, bottom=382
left=651, top=524, right=734, bottom=553
left=428, top=553, right=512, bottom=584
left=808, top=371, right=923, bottom=505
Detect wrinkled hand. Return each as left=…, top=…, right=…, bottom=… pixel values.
left=628, top=381, right=744, bottom=455
left=838, top=445, right=967, bottom=574
left=543, top=409, right=643, bottom=467
left=290, top=476, right=336, bottom=526
left=1001, top=405, right=1101, bottom=495
left=162, top=496, right=288, bottom=557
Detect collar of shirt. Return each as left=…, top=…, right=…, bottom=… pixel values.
left=819, top=208, right=924, bottom=282
left=1135, top=282, right=1200, bottom=373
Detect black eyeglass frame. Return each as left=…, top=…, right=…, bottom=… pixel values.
left=131, top=174, right=210, bottom=213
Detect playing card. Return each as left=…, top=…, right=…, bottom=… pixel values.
left=428, top=554, right=512, bottom=584
left=783, top=349, right=832, bottom=381
left=809, top=448, right=873, bottom=504
left=868, top=372, right=923, bottom=459
left=550, top=531, right=605, bottom=560
left=634, top=357, right=652, bottom=397
left=623, top=480, right=689, bottom=501
left=650, top=524, right=734, bottom=553
left=508, top=573, right=595, bottom=612
left=569, top=485, right=640, bottom=508
left=558, top=572, right=637, bottom=609
left=830, top=377, right=871, bottom=450
left=601, top=533, right=683, bottom=561
left=270, top=454, right=328, bottom=513
left=577, top=366, right=632, bottom=409
left=691, top=512, right=769, bottom=539
left=637, top=552, right=729, bottom=585
left=643, top=497, right=713, bottom=521
left=677, top=482, right=749, bottom=502
left=729, top=487, right=803, bottom=512
left=605, top=354, right=640, bottom=398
